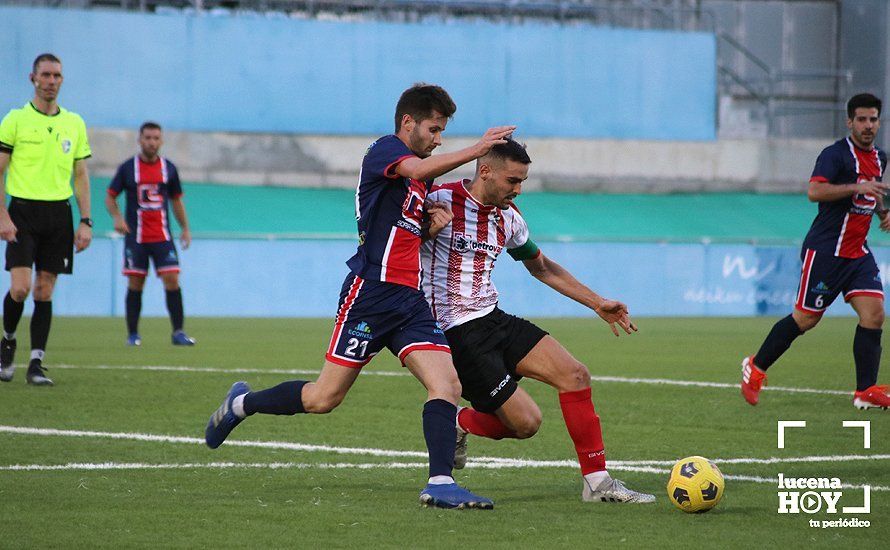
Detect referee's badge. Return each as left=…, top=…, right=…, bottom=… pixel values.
left=61, top=139, right=71, bottom=153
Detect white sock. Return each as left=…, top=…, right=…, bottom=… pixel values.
left=31, top=349, right=45, bottom=361
left=427, top=475, right=454, bottom=485
left=584, top=470, right=611, bottom=490
left=3, top=332, right=14, bottom=340
left=232, top=394, right=247, bottom=419
left=455, top=406, right=465, bottom=430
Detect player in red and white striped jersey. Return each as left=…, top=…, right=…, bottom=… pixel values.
left=421, top=139, right=654, bottom=503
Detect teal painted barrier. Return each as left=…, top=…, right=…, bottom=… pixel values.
left=43, top=237, right=889, bottom=318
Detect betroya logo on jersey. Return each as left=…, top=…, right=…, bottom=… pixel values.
left=452, top=232, right=502, bottom=255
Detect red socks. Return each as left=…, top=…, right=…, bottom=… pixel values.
left=457, top=387, right=607, bottom=475
left=559, top=387, right=606, bottom=474
left=457, top=407, right=516, bottom=440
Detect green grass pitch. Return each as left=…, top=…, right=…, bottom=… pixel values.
left=1, top=316, right=887, bottom=548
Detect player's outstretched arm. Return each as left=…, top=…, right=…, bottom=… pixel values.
left=808, top=179, right=889, bottom=203
left=396, top=126, right=516, bottom=182
left=522, top=252, right=637, bottom=337
left=0, top=153, right=16, bottom=242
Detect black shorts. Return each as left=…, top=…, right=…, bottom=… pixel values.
left=445, top=307, right=548, bottom=413
left=5, top=198, right=74, bottom=275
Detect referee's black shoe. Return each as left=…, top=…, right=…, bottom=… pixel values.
left=0, top=338, right=15, bottom=382
left=26, top=359, right=53, bottom=386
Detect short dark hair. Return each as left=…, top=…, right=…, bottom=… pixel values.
left=32, top=53, right=61, bottom=73
left=139, top=121, right=162, bottom=134
left=394, top=83, right=456, bottom=132
left=486, top=138, right=531, bottom=165
left=847, top=93, right=882, bottom=119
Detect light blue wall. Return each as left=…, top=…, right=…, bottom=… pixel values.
left=0, top=7, right=716, bottom=140
left=45, top=238, right=888, bottom=318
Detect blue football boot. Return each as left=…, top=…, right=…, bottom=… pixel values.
left=205, top=381, right=251, bottom=449
left=127, top=333, right=142, bottom=346
left=172, top=330, right=196, bottom=346
left=419, top=483, right=494, bottom=509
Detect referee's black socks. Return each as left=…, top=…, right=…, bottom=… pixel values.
left=3, top=291, right=24, bottom=336
left=30, top=300, right=52, bottom=353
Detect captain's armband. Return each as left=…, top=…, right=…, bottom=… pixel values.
left=507, top=239, right=540, bottom=261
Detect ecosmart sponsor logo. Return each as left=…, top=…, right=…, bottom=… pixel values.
left=347, top=321, right=372, bottom=339
left=812, top=281, right=831, bottom=295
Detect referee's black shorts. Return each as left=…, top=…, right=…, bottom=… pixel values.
left=5, top=197, right=74, bottom=275
left=445, top=307, right=548, bottom=413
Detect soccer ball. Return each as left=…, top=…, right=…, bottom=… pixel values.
left=666, top=456, right=725, bottom=513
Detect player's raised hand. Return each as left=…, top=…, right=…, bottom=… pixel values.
left=475, top=126, right=517, bottom=157
left=594, top=299, right=638, bottom=337
left=857, top=179, right=890, bottom=198
left=425, top=200, right=453, bottom=239
left=0, top=211, right=16, bottom=242
left=113, top=216, right=130, bottom=236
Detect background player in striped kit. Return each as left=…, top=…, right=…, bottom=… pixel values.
left=741, top=93, right=890, bottom=409
left=106, top=122, right=195, bottom=347
left=421, top=139, right=655, bottom=503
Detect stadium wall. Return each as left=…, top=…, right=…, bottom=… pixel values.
left=87, top=128, right=824, bottom=193
left=50, top=237, right=888, bottom=318
left=0, top=6, right=716, bottom=141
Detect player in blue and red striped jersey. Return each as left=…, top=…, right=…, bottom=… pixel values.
left=205, top=83, right=515, bottom=509
left=106, top=122, right=195, bottom=347
left=742, top=93, right=890, bottom=409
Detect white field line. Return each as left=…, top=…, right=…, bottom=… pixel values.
left=52, top=364, right=851, bottom=397
left=0, top=461, right=426, bottom=471
left=0, top=460, right=887, bottom=492
left=2, top=425, right=888, bottom=490
left=0, top=426, right=428, bottom=458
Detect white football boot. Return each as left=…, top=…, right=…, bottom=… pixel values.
left=582, top=476, right=656, bottom=503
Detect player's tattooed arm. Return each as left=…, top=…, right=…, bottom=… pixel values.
left=421, top=200, right=453, bottom=242
left=523, top=252, right=637, bottom=336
